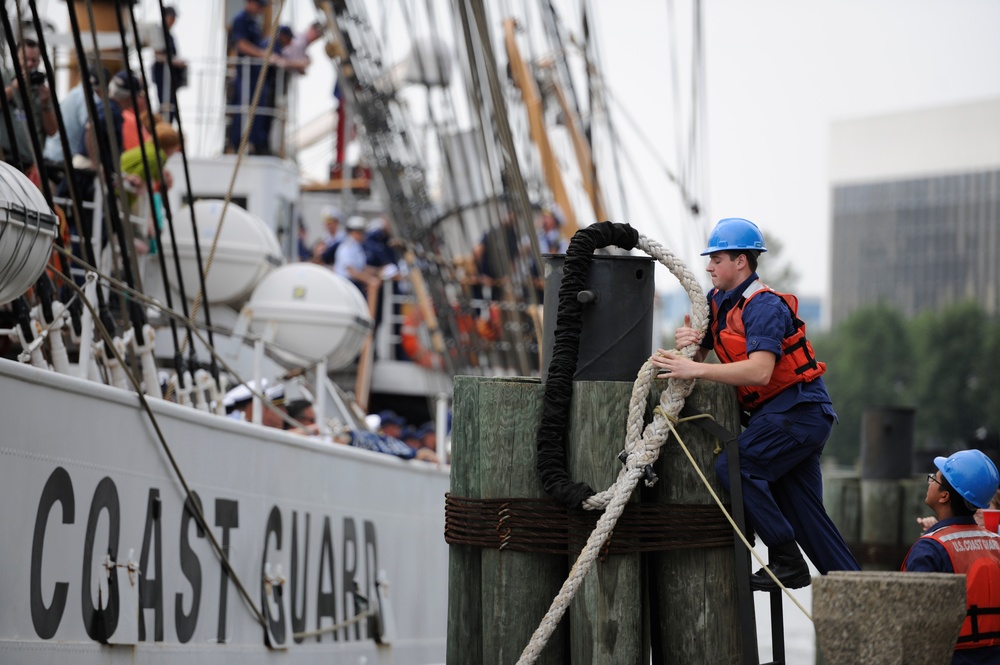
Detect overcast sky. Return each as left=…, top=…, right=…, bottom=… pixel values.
left=592, top=0, right=1000, bottom=299
left=142, top=0, right=1000, bottom=300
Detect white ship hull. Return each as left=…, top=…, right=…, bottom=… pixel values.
left=0, top=359, right=449, bottom=664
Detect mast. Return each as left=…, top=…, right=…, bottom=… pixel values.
left=502, top=18, right=578, bottom=237
left=538, top=63, right=608, bottom=223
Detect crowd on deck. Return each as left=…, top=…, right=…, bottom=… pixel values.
left=221, top=379, right=446, bottom=464
left=0, top=1, right=327, bottom=182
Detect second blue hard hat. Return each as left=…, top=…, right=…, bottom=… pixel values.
left=935, top=449, right=1000, bottom=509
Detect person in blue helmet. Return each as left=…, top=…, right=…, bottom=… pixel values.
left=651, top=217, right=860, bottom=591
left=902, top=450, right=1000, bottom=664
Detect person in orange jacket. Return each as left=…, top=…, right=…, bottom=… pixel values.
left=902, top=449, right=1000, bottom=664
left=651, top=217, right=860, bottom=591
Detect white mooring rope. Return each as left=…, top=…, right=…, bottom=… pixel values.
left=516, top=234, right=708, bottom=665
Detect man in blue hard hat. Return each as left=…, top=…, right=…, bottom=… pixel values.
left=651, top=217, right=860, bottom=591
left=903, top=449, right=1000, bottom=664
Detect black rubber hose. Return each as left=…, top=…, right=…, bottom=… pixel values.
left=536, top=221, right=639, bottom=509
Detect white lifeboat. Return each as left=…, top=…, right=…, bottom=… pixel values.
left=0, top=162, right=58, bottom=304
left=160, top=199, right=283, bottom=306
left=244, top=263, right=373, bottom=369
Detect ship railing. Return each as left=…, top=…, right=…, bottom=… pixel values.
left=51, top=193, right=149, bottom=283
left=160, top=55, right=299, bottom=161
left=371, top=276, right=534, bottom=376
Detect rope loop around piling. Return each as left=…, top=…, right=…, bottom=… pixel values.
left=518, top=230, right=708, bottom=665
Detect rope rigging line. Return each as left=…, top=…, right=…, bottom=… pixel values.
left=182, top=0, right=286, bottom=358
left=24, top=0, right=99, bottom=305
left=149, top=0, right=221, bottom=383
left=109, top=0, right=186, bottom=364
left=518, top=222, right=809, bottom=664
left=50, top=264, right=270, bottom=636
left=68, top=0, right=145, bottom=339
left=520, top=221, right=703, bottom=664
left=3, top=3, right=52, bottom=204
left=49, top=247, right=310, bottom=433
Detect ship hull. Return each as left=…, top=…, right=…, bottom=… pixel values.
left=0, top=360, right=448, bottom=664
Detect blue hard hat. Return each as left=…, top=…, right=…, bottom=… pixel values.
left=935, top=450, right=1000, bottom=509
left=701, top=218, right=768, bottom=256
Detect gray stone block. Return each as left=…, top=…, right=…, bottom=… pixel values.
left=813, top=571, right=966, bottom=665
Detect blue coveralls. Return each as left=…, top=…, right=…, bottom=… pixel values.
left=903, top=516, right=1000, bottom=665
left=229, top=10, right=270, bottom=153
left=152, top=30, right=181, bottom=122
left=706, top=272, right=860, bottom=574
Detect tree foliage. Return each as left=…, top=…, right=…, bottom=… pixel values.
left=756, top=236, right=798, bottom=294
left=815, top=301, right=1000, bottom=466
left=910, top=301, right=991, bottom=449
left=815, top=304, right=915, bottom=464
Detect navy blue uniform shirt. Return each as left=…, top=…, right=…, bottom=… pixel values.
left=702, top=272, right=835, bottom=421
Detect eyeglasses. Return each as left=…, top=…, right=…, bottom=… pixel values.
left=927, top=473, right=943, bottom=487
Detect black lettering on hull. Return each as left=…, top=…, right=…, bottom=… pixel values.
left=214, top=498, right=239, bottom=643
left=342, top=517, right=359, bottom=641
left=290, top=511, right=309, bottom=644
left=31, top=467, right=74, bottom=639
left=262, top=505, right=286, bottom=646
left=139, top=489, right=163, bottom=641
left=316, top=516, right=337, bottom=642
left=81, top=477, right=120, bottom=642
left=175, top=492, right=204, bottom=643
left=25, top=467, right=384, bottom=650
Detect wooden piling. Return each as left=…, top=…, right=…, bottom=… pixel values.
left=824, top=473, right=860, bottom=544
left=645, top=380, right=743, bottom=664
left=447, top=376, right=483, bottom=664
left=899, top=477, right=930, bottom=546
left=567, top=381, right=645, bottom=665
left=860, top=480, right=904, bottom=570
left=476, top=377, right=569, bottom=665
left=447, top=376, right=745, bottom=663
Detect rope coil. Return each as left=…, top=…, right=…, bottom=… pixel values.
left=517, top=226, right=816, bottom=664
left=517, top=227, right=707, bottom=664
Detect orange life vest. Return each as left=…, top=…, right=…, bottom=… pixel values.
left=400, top=306, right=444, bottom=370
left=399, top=304, right=501, bottom=370
left=710, top=280, right=825, bottom=410
left=902, top=523, right=1000, bottom=649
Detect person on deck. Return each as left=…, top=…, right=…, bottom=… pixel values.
left=223, top=381, right=286, bottom=428
left=650, top=217, right=860, bottom=591
left=120, top=122, right=180, bottom=253
left=120, top=96, right=149, bottom=152
left=228, top=0, right=284, bottom=155
left=152, top=6, right=187, bottom=122
left=43, top=62, right=107, bottom=168
left=315, top=206, right=344, bottom=265
left=473, top=207, right=523, bottom=299
left=334, top=215, right=380, bottom=294
left=284, top=398, right=319, bottom=435
left=280, top=21, right=322, bottom=75
left=377, top=410, right=407, bottom=441
left=536, top=204, right=568, bottom=254
left=3, top=39, right=57, bottom=149
left=902, top=449, right=1000, bottom=664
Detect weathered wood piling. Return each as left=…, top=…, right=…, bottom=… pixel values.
left=447, top=375, right=742, bottom=663
left=825, top=407, right=928, bottom=570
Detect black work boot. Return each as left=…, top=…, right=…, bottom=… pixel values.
left=750, top=541, right=811, bottom=592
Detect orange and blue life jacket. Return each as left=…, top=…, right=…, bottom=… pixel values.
left=902, top=523, right=1000, bottom=650
left=710, top=280, right=825, bottom=410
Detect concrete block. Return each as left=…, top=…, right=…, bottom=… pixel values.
left=813, top=571, right=966, bottom=665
